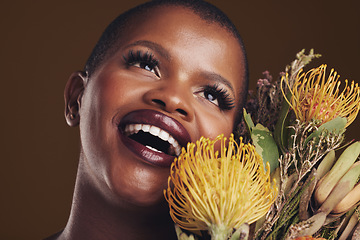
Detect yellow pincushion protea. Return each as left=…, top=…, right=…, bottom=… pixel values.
left=164, top=134, right=277, bottom=239
left=282, top=64, right=360, bottom=127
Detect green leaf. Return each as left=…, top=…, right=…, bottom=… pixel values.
left=274, top=92, right=292, bottom=153
left=243, top=108, right=255, bottom=134
left=304, top=117, right=347, bottom=146
left=251, top=124, right=279, bottom=173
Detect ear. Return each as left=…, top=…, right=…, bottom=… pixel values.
left=64, top=71, right=87, bottom=127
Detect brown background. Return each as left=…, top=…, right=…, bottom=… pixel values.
left=1, top=0, right=359, bottom=239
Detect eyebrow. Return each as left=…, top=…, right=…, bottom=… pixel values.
left=124, top=40, right=171, bottom=60
left=201, top=72, right=235, bottom=96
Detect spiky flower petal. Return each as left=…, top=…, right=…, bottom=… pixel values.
left=164, top=134, right=277, bottom=239
left=282, top=64, right=360, bottom=127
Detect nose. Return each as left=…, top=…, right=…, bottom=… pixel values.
left=143, top=82, right=194, bottom=121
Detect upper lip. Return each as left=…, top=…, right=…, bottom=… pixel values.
left=118, top=109, right=192, bottom=151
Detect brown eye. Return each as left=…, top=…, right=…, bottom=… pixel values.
left=199, top=84, right=235, bottom=111
left=124, top=50, right=161, bottom=77
left=133, top=62, right=160, bottom=77
left=203, top=90, right=219, bottom=106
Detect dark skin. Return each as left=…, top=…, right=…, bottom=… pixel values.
left=50, top=5, right=247, bottom=240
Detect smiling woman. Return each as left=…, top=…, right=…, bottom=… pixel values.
left=45, top=1, right=248, bottom=240
left=2, top=0, right=359, bottom=239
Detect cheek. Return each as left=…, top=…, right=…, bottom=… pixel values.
left=89, top=71, right=146, bottom=118
left=195, top=107, right=236, bottom=140
left=78, top=73, right=141, bottom=161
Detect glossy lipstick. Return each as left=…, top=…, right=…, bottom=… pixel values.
left=118, top=109, right=191, bottom=167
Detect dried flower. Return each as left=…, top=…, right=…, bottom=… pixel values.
left=281, top=64, right=360, bottom=127
left=164, top=134, right=277, bottom=239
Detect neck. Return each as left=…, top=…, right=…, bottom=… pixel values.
left=58, top=159, right=177, bottom=240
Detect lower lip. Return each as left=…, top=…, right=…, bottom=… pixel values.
left=119, top=130, right=176, bottom=168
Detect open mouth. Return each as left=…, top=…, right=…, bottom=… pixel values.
left=123, top=124, right=181, bottom=157
left=117, top=109, right=192, bottom=167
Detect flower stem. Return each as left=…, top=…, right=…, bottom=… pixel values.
left=210, top=224, right=231, bottom=240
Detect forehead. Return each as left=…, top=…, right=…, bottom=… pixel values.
left=122, top=5, right=242, bottom=54
left=113, top=5, right=246, bottom=95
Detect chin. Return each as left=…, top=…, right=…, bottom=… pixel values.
left=108, top=166, right=170, bottom=209
left=116, top=186, right=169, bottom=212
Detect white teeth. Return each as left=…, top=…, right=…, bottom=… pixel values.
left=134, top=124, right=142, bottom=132
left=142, top=124, right=150, bottom=132
left=149, top=126, right=160, bottom=135
left=146, top=145, right=162, bottom=153
left=168, top=136, right=175, bottom=144
left=124, top=123, right=182, bottom=156
left=129, top=125, right=135, bottom=132
left=175, top=148, right=181, bottom=156
left=173, top=141, right=181, bottom=156
left=158, top=130, right=170, bottom=141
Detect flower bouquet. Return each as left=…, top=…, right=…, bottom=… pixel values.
left=164, top=50, right=360, bottom=240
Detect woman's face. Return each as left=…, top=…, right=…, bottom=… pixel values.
left=75, top=6, right=246, bottom=207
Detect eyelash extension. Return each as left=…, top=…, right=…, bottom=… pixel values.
left=202, top=83, right=235, bottom=110
left=123, top=50, right=159, bottom=69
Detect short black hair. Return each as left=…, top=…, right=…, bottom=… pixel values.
left=84, top=0, right=248, bottom=79
left=84, top=0, right=249, bottom=124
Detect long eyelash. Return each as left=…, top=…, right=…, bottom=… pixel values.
left=203, top=83, right=235, bottom=110
left=123, top=50, right=159, bottom=68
